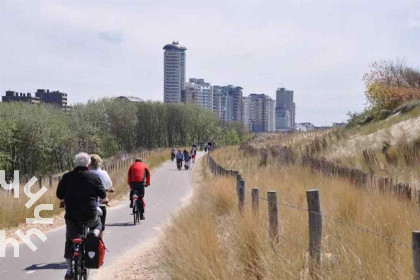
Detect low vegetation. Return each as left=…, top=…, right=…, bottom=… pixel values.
left=347, top=60, right=420, bottom=127
left=162, top=147, right=420, bottom=279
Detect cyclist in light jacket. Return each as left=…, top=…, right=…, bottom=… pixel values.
left=89, top=154, right=113, bottom=239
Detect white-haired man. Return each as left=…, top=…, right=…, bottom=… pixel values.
left=57, top=152, right=107, bottom=279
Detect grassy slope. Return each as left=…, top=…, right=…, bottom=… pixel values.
left=322, top=108, right=420, bottom=185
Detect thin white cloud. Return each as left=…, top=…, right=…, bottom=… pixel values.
left=98, top=31, right=124, bottom=43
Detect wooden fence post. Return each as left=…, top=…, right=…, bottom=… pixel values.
left=252, top=188, right=259, bottom=215
left=413, top=231, right=420, bottom=280
left=306, top=189, right=323, bottom=276
left=49, top=175, right=52, bottom=187
left=267, top=191, right=279, bottom=241
left=38, top=176, right=43, bottom=189
left=238, top=180, right=245, bottom=212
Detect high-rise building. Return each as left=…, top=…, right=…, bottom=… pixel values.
left=186, top=78, right=213, bottom=111
left=163, top=41, right=187, bottom=103
left=275, top=108, right=290, bottom=131
left=248, top=94, right=275, bottom=132
left=212, top=86, right=223, bottom=119
left=211, top=85, right=243, bottom=123
left=35, top=89, right=67, bottom=109
left=275, top=87, right=295, bottom=131
left=183, top=82, right=198, bottom=104
left=220, top=85, right=242, bottom=123
left=269, top=98, right=276, bottom=132
left=241, top=96, right=251, bottom=130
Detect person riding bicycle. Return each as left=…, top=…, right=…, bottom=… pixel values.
left=170, top=147, right=176, bottom=161
left=190, top=147, right=197, bottom=163
left=183, top=150, right=191, bottom=169
left=175, top=149, right=184, bottom=169
left=56, top=152, right=107, bottom=280
left=89, top=154, right=113, bottom=239
left=127, top=157, right=150, bottom=220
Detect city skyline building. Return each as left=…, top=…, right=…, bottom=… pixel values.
left=163, top=41, right=187, bottom=103
left=248, top=93, right=275, bottom=132
left=188, top=78, right=213, bottom=111
left=275, top=87, right=295, bottom=131
left=220, top=85, right=243, bottom=123
left=2, top=90, right=40, bottom=104
left=241, top=96, right=251, bottom=130
left=35, top=89, right=67, bottom=108
left=212, top=85, right=223, bottom=119
left=2, top=89, right=68, bottom=109
left=183, top=81, right=198, bottom=104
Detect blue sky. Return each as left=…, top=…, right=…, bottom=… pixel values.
left=0, top=0, right=419, bottom=125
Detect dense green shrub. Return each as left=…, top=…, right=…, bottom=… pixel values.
left=0, top=99, right=248, bottom=177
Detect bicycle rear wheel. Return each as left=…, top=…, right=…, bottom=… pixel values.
left=82, top=266, right=89, bottom=280
left=133, top=203, right=138, bottom=225
left=73, top=258, right=82, bottom=280
left=137, top=200, right=141, bottom=223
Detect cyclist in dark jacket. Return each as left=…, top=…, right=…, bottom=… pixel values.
left=176, top=150, right=184, bottom=169
left=57, top=152, right=107, bottom=280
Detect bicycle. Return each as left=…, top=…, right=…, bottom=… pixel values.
left=132, top=191, right=145, bottom=225
left=71, top=223, right=89, bottom=280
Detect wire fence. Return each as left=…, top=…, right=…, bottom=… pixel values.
left=206, top=154, right=420, bottom=277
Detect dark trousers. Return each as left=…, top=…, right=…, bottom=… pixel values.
left=129, top=182, right=145, bottom=213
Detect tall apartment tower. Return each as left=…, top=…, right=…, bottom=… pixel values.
left=213, top=86, right=223, bottom=118
left=212, top=85, right=242, bottom=123
left=275, top=87, right=295, bottom=131
left=248, top=94, right=275, bottom=132
left=186, top=78, right=213, bottom=111
left=163, top=41, right=187, bottom=103
left=221, top=85, right=243, bottom=123
left=241, top=96, right=251, bottom=131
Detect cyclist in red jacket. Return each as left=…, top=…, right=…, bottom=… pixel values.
left=127, top=157, right=151, bottom=220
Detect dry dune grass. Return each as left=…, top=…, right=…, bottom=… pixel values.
left=162, top=147, right=420, bottom=279
left=0, top=150, right=168, bottom=231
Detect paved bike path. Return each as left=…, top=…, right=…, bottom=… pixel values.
left=0, top=152, right=203, bottom=279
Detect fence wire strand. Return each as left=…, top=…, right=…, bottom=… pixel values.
left=208, top=156, right=412, bottom=250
